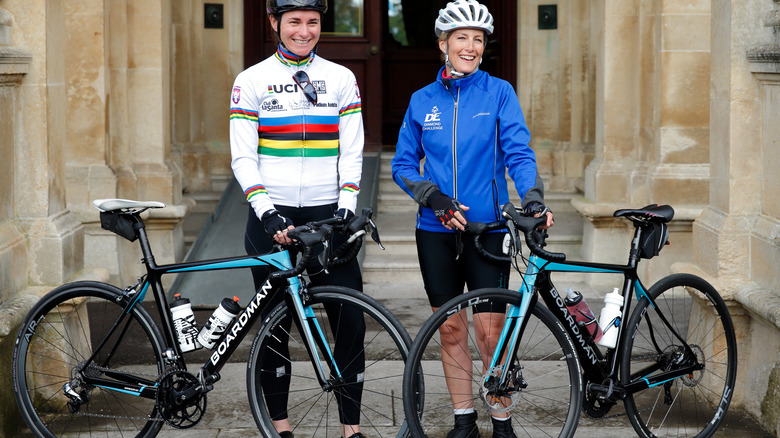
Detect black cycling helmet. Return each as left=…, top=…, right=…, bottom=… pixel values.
left=266, top=0, right=328, bottom=15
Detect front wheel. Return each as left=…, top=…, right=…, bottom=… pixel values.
left=246, top=286, right=413, bottom=437
left=12, top=281, right=167, bottom=438
left=620, top=273, right=737, bottom=438
left=402, top=288, right=583, bottom=438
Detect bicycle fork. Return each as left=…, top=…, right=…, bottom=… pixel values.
left=284, top=281, right=346, bottom=391
left=480, top=280, right=540, bottom=409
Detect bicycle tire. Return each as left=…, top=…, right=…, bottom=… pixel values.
left=246, top=286, right=413, bottom=437
left=620, top=273, right=737, bottom=438
left=402, top=288, right=583, bottom=438
left=12, top=281, right=167, bottom=438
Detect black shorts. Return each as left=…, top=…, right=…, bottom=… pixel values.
left=416, top=229, right=510, bottom=310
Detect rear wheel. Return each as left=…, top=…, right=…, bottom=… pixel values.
left=12, top=281, right=166, bottom=438
left=403, top=288, right=582, bottom=438
left=621, top=274, right=737, bottom=438
left=246, top=286, right=412, bottom=437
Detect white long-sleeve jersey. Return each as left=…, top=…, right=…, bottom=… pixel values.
left=230, top=47, right=364, bottom=220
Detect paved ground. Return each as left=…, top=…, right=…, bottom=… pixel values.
left=17, top=154, right=773, bottom=437
left=147, top=163, right=771, bottom=436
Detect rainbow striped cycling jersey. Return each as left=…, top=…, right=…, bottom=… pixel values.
left=230, top=46, right=364, bottom=220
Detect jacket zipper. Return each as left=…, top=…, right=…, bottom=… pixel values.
left=452, top=87, right=459, bottom=199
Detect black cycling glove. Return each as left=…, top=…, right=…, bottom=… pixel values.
left=427, top=190, right=464, bottom=225
left=334, top=208, right=354, bottom=221
left=524, top=201, right=551, bottom=217
left=261, top=209, right=293, bottom=237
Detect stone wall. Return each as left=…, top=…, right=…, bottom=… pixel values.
left=171, top=0, right=244, bottom=194
left=0, top=0, right=779, bottom=436
left=518, top=0, right=597, bottom=194
left=683, top=1, right=780, bottom=434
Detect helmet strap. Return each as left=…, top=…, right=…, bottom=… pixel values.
left=274, top=13, right=319, bottom=59
left=444, top=42, right=477, bottom=79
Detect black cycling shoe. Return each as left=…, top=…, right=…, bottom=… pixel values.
left=344, top=433, right=365, bottom=438
left=279, top=432, right=294, bottom=438
left=491, top=417, right=517, bottom=438
left=446, top=411, right=480, bottom=438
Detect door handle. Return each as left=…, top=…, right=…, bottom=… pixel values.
left=369, top=45, right=379, bottom=55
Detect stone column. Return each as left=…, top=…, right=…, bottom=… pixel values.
left=683, top=0, right=780, bottom=430
left=102, top=0, right=192, bottom=286
left=575, top=0, right=648, bottom=277
left=0, top=7, right=31, bottom=304
left=644, top=0, right=711, bottom=281
left=2, top=0, right=84, bottom=287
left=742, top=3, right=780, bottom=435
left=1, top=5, right=78, bottom=433
left=575, top=0, right=712, bottom=284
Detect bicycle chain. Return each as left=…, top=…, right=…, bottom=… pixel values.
left=69, top=365, right=167, bottom=422
left=73, top=410, right=164, bottom=422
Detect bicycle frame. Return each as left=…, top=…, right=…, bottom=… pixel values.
left=79, top=223, right=345, bottom=401
left=487, top=226, right=701, bottom=399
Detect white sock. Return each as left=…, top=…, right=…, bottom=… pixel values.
left=492, top=415, right=510, bottom=421
left=454, top=408, right=475, bottom=416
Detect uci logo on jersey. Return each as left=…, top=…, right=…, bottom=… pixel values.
left=268, top=81, right=327, bottom=95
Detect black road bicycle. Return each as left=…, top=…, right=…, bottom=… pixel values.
left=12, top=199, right=412, bottom=437
left=402, top=203, right=737, bottom=438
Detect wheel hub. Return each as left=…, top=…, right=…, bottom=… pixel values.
left=479, top=366, right=524, bottom=414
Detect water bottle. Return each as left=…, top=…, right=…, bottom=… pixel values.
left=170, top=294, right=202, bottom=352
left=564, top=288, right=603, bottom=343
left=596, top=288, right=623, bottom=349
left=197, top=296, right=241, bottom=350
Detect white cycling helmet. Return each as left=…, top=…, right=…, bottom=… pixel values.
left=435, top=0, right=494, bottom=38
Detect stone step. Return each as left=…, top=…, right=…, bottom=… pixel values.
left=362, top=208, right=585, bottom=283
left=378, top=192, right=419, bottom=213
left=379, top=174, right=401, bottom=194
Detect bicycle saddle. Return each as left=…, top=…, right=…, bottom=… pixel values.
left=613, top=204, right=674, bottom=224
left=93, top=198, right=167, bottom=212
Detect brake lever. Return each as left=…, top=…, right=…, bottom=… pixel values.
left=368, top=218, right=385, bottom=250
left=318, top=240, right=330, bottom=274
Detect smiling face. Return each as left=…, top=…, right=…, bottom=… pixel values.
left=439, top=28, right=486, bottom=76
left=269, top=10, right=321, bottom=57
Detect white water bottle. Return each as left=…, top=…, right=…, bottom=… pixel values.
left=170, top=294, right=202, bottom=352
left=596, top=288, right=623, bottom=349
left=197, top=296, right=241, bottom=350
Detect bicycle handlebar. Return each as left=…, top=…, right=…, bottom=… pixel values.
left=467, top=203, right=566, bottom=263
left=269, top=207, right=380, bottom=280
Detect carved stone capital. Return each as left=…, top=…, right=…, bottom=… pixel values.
left=0, top=46, right=31, bottom=85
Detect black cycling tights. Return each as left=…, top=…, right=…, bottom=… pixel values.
left=245, top=204, right=364, bottom=425
left=416, top=229, right=510, bottom=311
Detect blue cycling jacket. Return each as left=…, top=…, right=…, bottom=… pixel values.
left=392, top=67, right=544, bottom=232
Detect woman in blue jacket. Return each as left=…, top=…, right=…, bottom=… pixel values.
left=392, top=1, right=553, bottom=437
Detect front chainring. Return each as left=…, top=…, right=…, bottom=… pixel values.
left=156, top=370, right=207, bottom=428
left=583, top=380, right=617, bottom=419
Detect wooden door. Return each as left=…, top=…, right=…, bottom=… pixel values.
left=244, top=1, right=516, bottom=148
left=243, top=1, right=383, bottom=149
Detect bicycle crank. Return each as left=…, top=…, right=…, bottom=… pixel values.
left=156, top=370, right=207, bottom=428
